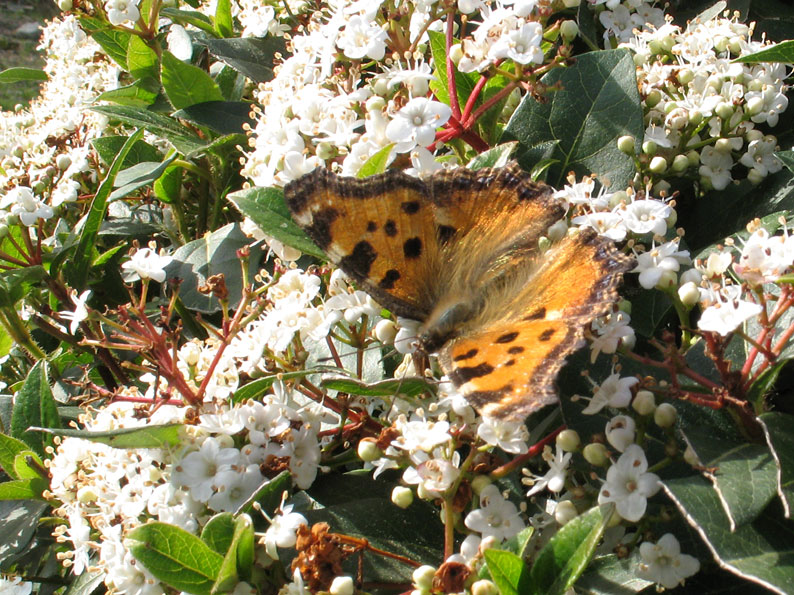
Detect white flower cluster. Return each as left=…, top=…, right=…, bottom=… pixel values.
left=594, top=0, right=665, bottom=45
left=620, top=13, right=790, bottom=189
left=49, top=379, right=324, bottom=593
left=0, top=16, right=120, bottom=230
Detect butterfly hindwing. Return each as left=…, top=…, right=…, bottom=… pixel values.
left=439, top=229, right=634, bottom=421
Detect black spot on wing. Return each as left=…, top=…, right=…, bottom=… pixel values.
left=403, top=237, right=422, bottom=259
left=508, top=346, right=525, bottom=355
left=495, top=331, right=519, bottom=344
left=504, top=359, right=516, bottom=367
left=453, top=348, right=478, bottom=362
left=379, top=269, right=400, bottom=289
left=538, top=328, right=556, bottom=342
left=451, top=362, right=495, bottom=384
left=524, top=307, right=546, bottom=321
left=384, top=220, right=397, bottom=237
left=305, top=207, right=339, bottom=250
left=438, top=225, right=456, bottom=244
left=401, top=201, right=420, bottom=214
left=366, top=221, right=377, bottom=232
left=339, top=241, right=377, bottom=279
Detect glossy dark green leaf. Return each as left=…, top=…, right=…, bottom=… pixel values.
left=90, top=105, right=207, bottom=155
left=0, top=478, right=48, bottom=501
left=79, top=16, right=131, bottom=69
left=734, top=40, right=794, bottom=63
left=428, top=30, right=480, bottom=117
left=777, top=151, right=794, bottom=174
left=63, top=569, right=104, bottom=595
left=127, top=522, right=223, bottom=594
left=127, top=36, right=159, bottom=81
left=321, top=376, right=437, bottom=398
left=0, top=266, right=46, bottom=308
left=201, top=37, right=287, bottom=83
left=174, top=101, right=254, bottom=135
left=161, top=51, right=223, bottom=110
left=160, top=8, right=215, bottom=35
left=38, top=423, right=183, bottom=449
left=226, top=186, right=325, bottom=259
left=0, top=432, right=29, bottom=480
left=10, top=362, right=60, bottom=458
left=212, top=514, right=254, bottom=593
left=91, top=135, right=161, bottom=167
left=165, top=223, right=266, bottom=313
left=758, top=412, right=794, bottom=518
left=0, top=500, right=49, bottom=570
left=68, top=129, right=144, bottom=289
left=214, top=0, right=233, bottom=37
left=154, top=164, right=183, bottom=203
left=467, top=142, right=519, bottom=170
left=575, top=553, right=653, bottom=594
left=231, top=371, right=318, bottom=403
left=96, top=80, right=159, bottom=107
left=201, top=513, right=235, bottom=555
left=235, top=470, right=291, bottom=516
left=663, top=474, right=794, bottom=593
left=0, top=67, right=47, bottom=84
left=503, top=49, right=643, bottom=189
left=109, top=155, right=178, bottom=202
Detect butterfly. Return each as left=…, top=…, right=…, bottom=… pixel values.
left=284, top=162, right=634, bottom=421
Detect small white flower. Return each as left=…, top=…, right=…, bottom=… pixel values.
left=598, top=444, right=660, bottom=522
left=699, top=146, right=734, bottom=190
left=632, top=239, right=691, bottom=290
left=386, top=98, right=452, bottom=153
left=617, top=199, right=673, bottom=236
left=637, top=533, right=700, bottom=589
left=581, top=372, right=639, bottom=415
left=605, top=414, right=636, bottom=453
left=173, top=437, right=241, bottom=503
left=590, top=311, right=636, bottom=362
left=734, top=228, right=794, bottom=285
left=524, top=445, right=571, bottom=496
left=105, top=0, right=140, bottom=26
left=167, top=25, right=193, bottom=61
left=393, top=417, right=452, bottom=453
left=491, top=22, right=544, bottom=65
left=121, top=246, right=172, bottom=283
left=739, top=136, right=782, bottom=177
left=263, top=504, right=307, bottom=559
left=337, top=15, right=388, bottom=61
left=697, top=286, right=763, bottom=336
left=0, top=576, right=33, bottom=595
left=572, top=212, right=628, bottom=242
left=60, top=289, right=92, bottom=334
left=478, top=416, right=528, bottom=454
left=402, top=453, right=460, bottom=497
left=2, top=186, right=54, bottom=226
left=464, top=484, right=525, bottom=541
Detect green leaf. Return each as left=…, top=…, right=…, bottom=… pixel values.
left=734, top=40, right=794, bottom=63
left=214, top=0, right=233, bottom=37
left=662, top=474, right=794, bottom=593
left=154, top=164, right=183, bottom=203
left=0, top=266, right=46, bottom=308
left=226, top=186, right=325, bottom=259
left=127, top=522, right=224, bottom=595
left=173, top=101, right=253, bottom=135
left=13, top=450, right=44, bottom=479
left=231, top=371, right=320, bottom=403
left=467, top=142, right=519, bottom=170
left=484, top=549, right=530, bottom=595
left=236, top=470, right=291, bottom=517
left=165, top=223, right=266, bottom=313
left=161, top=51, right=224, bottom=110
left=428, top=30, right=480, bottom=116
left=0, top=67, right=47, bottom=84
left=200, top=37, right=288, bottom=83
left=503, top=49, right=643, bottom=189
left=529, top=505, right=613, bottom=594
left=575, top=553, right=653, bottom=594
left=110, top=155, right=178, bottom=202
left=357, top=144, right=395, bottom=178
left=212, top=514, right=254, bottom=593
left=91, top=135, right=161, bottom=167
left=201, top=513, right=235, bottom=555
left=38, top=423, right=183, bottom=449
left=0, top=478, right=48, bottom=501
left=0, top=500, right=49, bottom=569
left=746, top=360, right=788, bottom=412
left=64, top=569, right=105, bottom=595
left=758, top=412, right=794, bottom=518
left=321, top=376, right=437, bottom=398
left=79, top=16, right=131, bottom=70
left=777, top=151, right=794, bottom=174
left=96, top=80, right=159, bottom=107
left=678, top=406, right=777, bottom=529
left=576, top=1, right=600, bottom=51
left=10, top=362, right=60, bottom=458
left=127, top=36, right=160, bottom=81
left=160, top=8, right=216, bottom=35
left=90, top=105, right=207, bottom=155
left=0, top=433, right=30, bottom=479
left=68, top=129, right=144, bottom=289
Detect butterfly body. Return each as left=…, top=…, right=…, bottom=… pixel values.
left=284, top=163, right=633, bottom=421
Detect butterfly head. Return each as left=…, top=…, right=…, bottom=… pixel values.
left=418, top=297, right=478, bottom=353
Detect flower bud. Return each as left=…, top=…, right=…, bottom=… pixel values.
left=77, top=485, right=98, bottom=503
left=357, top=438, right=382, bottom=462
left=57, top=0, right=72, bottom=9
left=715, top=138, right=734, bottom=153
left=632, top=390, right=656, bottom=415
left=747, top=168, right=765, bottom=185
left=538, top=236, right=552, bottom=253
left=715, top=101, right=734, bottom=120
left=366, top=95, right=386, bottom=113
left=391, top=486, right=414, bottom=509
left=746, top=96, right=765, bottom=116
left=413, top=565, right=436, bottom=590
left=449, top=44, right=464, bottom=65
left=606, top=415, right=636, bottom=452
left=372, top=77, right=390, bottom=96
left=683, top=445, right=701, bottom=467
left=609, top=190, right=628, bottom=209
left=547, top=219, right=568, bottom=242
left=554, top=500, right=578, bottom=525
left=471, top=474, right=492, bottom=495
left=583, top=442, right=610, bottom=466
left=562, top=0, right=580, bottom=6
left=56, top=154, right=72, bottom=171
left=649, top=156, right=668, bottom=173
left=642, top=140, right=657, bottom=155
left=677, top=68, right=694, bottom=85
left=471, top=580, right=499, bottom=595
left=315, top=142, right=336, bottom=161
left=686, top=150, right=700, bottom=167
left=560, top=20, right=578, bottom=42
left=688, top=109, right=703, bottom=126
left=374, top=319, right=398, bottom=344
left=556, top=429, right=581, bottom=452
left=654, top=403, right=677, bottom=428
left=330, top=576, right=355, bottom=595
left=655, top=269, right=677, bottom=290
left=671, top=154, right=690, bottom=173
left=677, top=281, right=700, bottom=308
left=618, top=135, right=636, bottom=155
left=645, top=89, right=662, bottom=108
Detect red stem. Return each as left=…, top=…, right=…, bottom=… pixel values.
left=445, top=12, right=461, bottom=121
